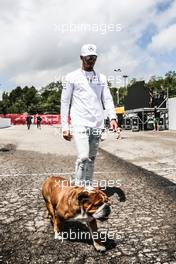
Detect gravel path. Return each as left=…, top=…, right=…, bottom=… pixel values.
left=0, top=147, right=176, bottom=264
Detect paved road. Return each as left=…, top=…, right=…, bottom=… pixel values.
left=101, top=129, right=176, bottom=184
left=0, top=126, right=176, bottom=264
left=0, top=125, right=76, bottom=155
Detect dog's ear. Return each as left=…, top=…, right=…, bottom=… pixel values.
left=78, top=191, right=90, bottom=204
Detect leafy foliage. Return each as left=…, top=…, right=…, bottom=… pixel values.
left=144, top=71, right=176, bottom=107
left=0, top=82, right=63, bottom=114
left=109, top=71, right=176, bottom=107
left=108, top=82, right=127, bottom=107
left=0, top=71, right=176, bottom=113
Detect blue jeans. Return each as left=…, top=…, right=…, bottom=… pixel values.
left=72, top=127, right=101, bottom=186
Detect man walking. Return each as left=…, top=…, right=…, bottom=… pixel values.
left=36, top=115, right=42, bottom=129
left=26, top=114, right=33, bottom=130
left=61, top=44, right=117, bottom=186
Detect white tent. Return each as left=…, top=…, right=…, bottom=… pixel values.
left=168, top=98, right=176, bottom=130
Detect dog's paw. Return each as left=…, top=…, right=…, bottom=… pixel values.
left=94, top=242, right=106, bottom=252
left=54, top=232, right=62, bottom=240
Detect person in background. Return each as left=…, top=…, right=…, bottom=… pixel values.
left=61, top=44, right=117, bottom=187
left=36, top=115, right=42, bottom=129
left=26, top=114, right=33, bottom=130
left=154, top=106, right=160, bottom=131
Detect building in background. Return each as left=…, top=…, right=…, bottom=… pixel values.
left=122, top=81, right=168, bottom=131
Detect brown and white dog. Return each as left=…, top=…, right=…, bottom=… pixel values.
left=42, top=176, right=111, bottom=252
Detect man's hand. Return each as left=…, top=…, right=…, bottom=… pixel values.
left=110, top=119, right=118, bottom=131
left=63, top=130, right=72, bottom=141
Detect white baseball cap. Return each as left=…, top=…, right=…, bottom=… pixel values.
left=81, top=44, right=97, bottom=56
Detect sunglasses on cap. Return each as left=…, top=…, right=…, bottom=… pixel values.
left=82, top=55, right=97, bottom=61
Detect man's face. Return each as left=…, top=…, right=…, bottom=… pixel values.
left=81, top=55, right=97, bottom=71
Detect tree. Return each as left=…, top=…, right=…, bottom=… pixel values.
left=40, top=81, right=62, bottom=113
left=22, top=86, right=39, bottom=112
left=164, top=71, right=176, bottom=98
left=9, top=86, right=23, bottom=104
left=145, top=71, right=176, bottom=107
left=108, top=82, right=127, bottom=107
left=0, top=92, right=11, bottom=114
left=1, top=70, right=175, bottom=115
left=9, top=100, right=27, bottom=114
left=145, top=76, right=164, bottom=107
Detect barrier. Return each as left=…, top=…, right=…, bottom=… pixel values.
left=0, top=118, right=11, bottom=128
left=0, top=114, right=62, bottom=125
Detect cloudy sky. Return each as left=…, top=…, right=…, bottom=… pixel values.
left=0, top=0, right=176, bottom=93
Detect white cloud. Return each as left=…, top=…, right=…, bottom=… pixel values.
left=149, top=23, right=176, bottom=52
left=152, top=0, right=176, bottom=30
left=0, top=0, right=175, bottom=89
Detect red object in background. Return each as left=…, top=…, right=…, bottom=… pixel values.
left=0, top=114, right=26, bottom=125
left=0, top=114, right=62, bottom=125
left=34, top=115, right=60, bottom=125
